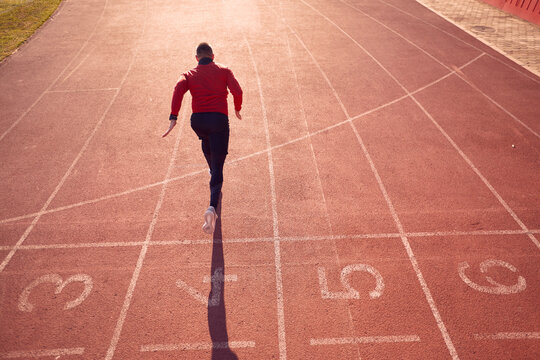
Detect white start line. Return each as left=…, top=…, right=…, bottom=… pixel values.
left=0, top=348, right=84, bottom=359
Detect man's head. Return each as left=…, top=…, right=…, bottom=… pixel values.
left=196, top=42, right=214, bottom=61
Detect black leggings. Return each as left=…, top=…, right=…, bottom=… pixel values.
left=190, top=112, right=229, bottom=209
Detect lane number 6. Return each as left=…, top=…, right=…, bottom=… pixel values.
left=458, top=259, right=526, bottom=295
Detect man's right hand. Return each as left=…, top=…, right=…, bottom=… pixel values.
left=235, top=110, right=242, bottom=120
left=162, top=120, right=176, bottom=137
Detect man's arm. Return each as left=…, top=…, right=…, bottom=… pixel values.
left=170, top=75, right=188, bottom=119
left=163, top=75, right=188, bottom=137
left=226, top=69, right=243, bottom=119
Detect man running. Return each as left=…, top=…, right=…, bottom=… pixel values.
left=163, top=42, right=243, bottom=234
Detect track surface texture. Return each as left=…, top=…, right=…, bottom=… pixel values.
left=1, top=0, right=539, bottom=359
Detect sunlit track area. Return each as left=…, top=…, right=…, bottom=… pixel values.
left=1, top=0, right=539, bottom=359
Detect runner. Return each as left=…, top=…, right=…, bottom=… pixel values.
left=163, top=42, right=243, bottom=234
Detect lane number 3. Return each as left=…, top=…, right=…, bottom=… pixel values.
left=18, top=274, right=93, bottom=312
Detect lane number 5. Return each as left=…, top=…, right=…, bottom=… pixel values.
left=318, top=264, right=384, bottom=300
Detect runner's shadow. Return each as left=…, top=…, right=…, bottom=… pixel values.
left=208, top=199, right=239, bottom=360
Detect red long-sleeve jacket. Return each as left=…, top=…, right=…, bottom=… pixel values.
left=170, top=60, right=243, bottom=117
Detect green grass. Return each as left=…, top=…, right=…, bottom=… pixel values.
left=0, top=0, right=62, bottom=61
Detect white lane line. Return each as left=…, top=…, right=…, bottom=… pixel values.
left=278, top=2, right=363, bottom=355
left=105, top=102, right=185, bottom=359
left=0, top=5, right=525, bottom=230
left=340, top=0, right=478, bottom=71
left=371, top=0, right=540, bottom=83
left=474, top=332, right=540, bottom=340
left=246, top=38, right=279, bottom=238
left=0, top=229, right=532, bottom=250
left=0, top=174, right=204, bottom=225
left=1, top=229, right=537, bottom=251
left=405, top=54, right=484, bottom=95
left=0, top=241, right=145, bottom=251
left=0, top=0, right=110, bottom=143
left=285, top=2, right=460, bottom=358
left=140, top=341, right=256, bottom=352
left=413, top=0, right=540, bottom=80
left=410, top=98, right=540, bottom=250
left=203, top=274, right=238, bottom=283
left=301, top=0, right=540, bottom=252
left=59, top=51, right=94, bottom=85
left=245, top=35, right=287, bottom=360
left=282, top=18, right=332, bottom=233
left=299, top=0, right=406, bottom=107
left=450, top=68, right=540, bottom=140
left=404, top=229, right=529, bottom=237
left=152, top=237, right=272, bottom=246
left=340, top=0, right=540, bottom=140
left=310, top=335, right=420, bottom=345
left=0, top=347, right=84, bottom=358
left=313, top=53, right=482, bottom=139
left=0, top=0, right=155, bottom=275
left=0, top=52, right=481, bottom=227
left=351, top=112, right=460, bottom=359
left=0, top=88, right=120, bottom=273
left=46, top=88, right=119, bottom=93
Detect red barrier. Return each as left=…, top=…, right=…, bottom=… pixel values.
left=481, top=0, right=540, bottom=25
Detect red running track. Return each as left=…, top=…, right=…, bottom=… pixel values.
left=0, top=0, right=539, bottom=359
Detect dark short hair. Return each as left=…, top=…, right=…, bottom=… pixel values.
left=196, top=42, right=213, bottom=57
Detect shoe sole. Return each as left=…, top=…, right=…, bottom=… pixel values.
left=203, top=210, right=217, bottom=234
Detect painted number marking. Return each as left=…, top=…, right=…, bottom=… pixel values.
left=176, top=267, right=237, bottom=307
left=18, top=274, right=93, bottom=312
left=458, top=259, right=526, bottom=295
left=318, top=264, right=384, bottom=300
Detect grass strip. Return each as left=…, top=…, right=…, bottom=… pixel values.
left=1, top=0, right=62, bottom=61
